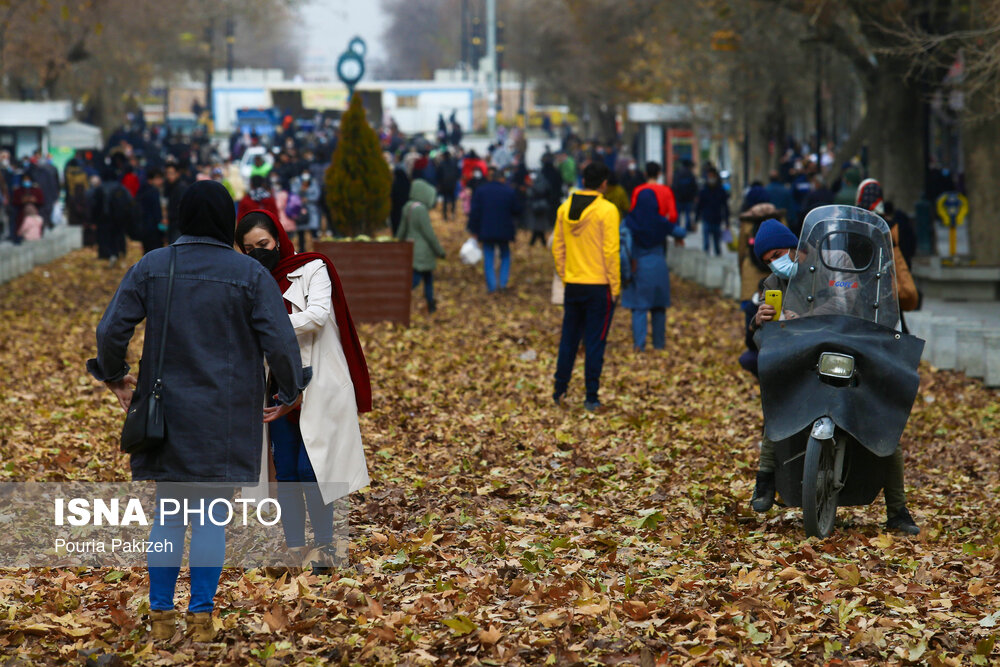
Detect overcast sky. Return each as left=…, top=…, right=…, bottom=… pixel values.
left=300, top=1, right=388, bottom=76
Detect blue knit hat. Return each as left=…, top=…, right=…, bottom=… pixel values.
left=753, top=218, right=798, bottom=260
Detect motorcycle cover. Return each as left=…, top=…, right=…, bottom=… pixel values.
left=756, top=314, right=924, bottom=456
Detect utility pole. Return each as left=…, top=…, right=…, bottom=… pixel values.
left=486, top=0, right=496, bottom=139
left=205, top=21, right=215, bottom=124
left=814, top=45, right=822, bottom=158
left=460, top=0, right=469, bottom=81
left=225, top=17, right=235, bottom=82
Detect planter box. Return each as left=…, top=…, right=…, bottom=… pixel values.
left=314, top=240, right=413, bottom=326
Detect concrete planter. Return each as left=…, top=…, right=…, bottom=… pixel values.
left=956, top=327, right=989, bottom=378
left=930, top=317, right=959, bottom=370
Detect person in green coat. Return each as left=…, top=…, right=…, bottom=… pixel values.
left=396, top=179, right=446, bottom=313
left=558, top=152, right=577, bottom=189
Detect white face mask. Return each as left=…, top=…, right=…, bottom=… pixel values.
left=769, top=253, right=798, bottom=280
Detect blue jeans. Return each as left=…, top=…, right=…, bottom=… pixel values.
left=631, top=307, right=666, bottom=350
left=482, top=241, right=510, bottom=292
left=678, top=201, right=695, bottom=231
left=148, top=484, right=231, bottom=613
left=554, top=283, right=615, bottom=403
left=270, top=413, right=333, bottom=548
left=703, top=223, right=722, bottom=256
left=412, top=270, right=435, bottom=308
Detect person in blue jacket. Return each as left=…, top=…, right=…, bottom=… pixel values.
left=695, top=166, right=730, bottom=256
left=88, top=180, right=308, bottom=641
left=620, top=189, right=687, bottom=351
left=467, top=166, right=522, bottom=293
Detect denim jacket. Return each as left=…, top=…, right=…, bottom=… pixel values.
left=88, top=235, right=310, bottom=483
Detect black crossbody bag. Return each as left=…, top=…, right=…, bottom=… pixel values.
left=121, top=246, right=176, bottom=454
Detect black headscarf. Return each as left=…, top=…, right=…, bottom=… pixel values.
left=178, top=179, right=235, bottom=245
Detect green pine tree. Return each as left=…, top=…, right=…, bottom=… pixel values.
left=325, top=95, right=392, bottom=237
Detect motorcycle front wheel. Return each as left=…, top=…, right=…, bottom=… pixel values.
left=802, top=436, right=839, bottom=537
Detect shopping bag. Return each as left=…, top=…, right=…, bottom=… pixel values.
left=459, top=237, right=483, bottom=265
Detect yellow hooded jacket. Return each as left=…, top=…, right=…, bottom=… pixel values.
left=552, top=190, right=621, bottom=297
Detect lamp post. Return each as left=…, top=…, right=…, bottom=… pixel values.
left=337, top=36, right=367, bottom=102
left=225, top=17, right=235, bottom=82
left=486, top=0, right=497, bottom=138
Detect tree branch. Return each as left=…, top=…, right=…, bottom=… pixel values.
left=756, top=0, right=877, bottom=86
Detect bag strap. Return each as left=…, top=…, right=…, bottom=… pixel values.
left=152, top=246, right=176, bottom=396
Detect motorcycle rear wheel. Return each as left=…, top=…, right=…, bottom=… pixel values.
left=803, top=436, right=839, bottom=537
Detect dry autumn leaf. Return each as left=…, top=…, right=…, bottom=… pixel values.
left=1, top=211, right=999, bottom=664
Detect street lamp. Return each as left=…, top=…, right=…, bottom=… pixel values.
left=337, top=37, right=367, bottom=102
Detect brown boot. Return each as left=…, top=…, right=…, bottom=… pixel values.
left=149, top=609, right=177, bottom=640
left=185, top=611, right=216, bottom=642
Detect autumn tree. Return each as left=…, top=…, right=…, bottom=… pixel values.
left=377, top=0, right=462, bottom=79
left=325, top=95, right=392, bottom=237
left=0, top=0, right=303, bottom=132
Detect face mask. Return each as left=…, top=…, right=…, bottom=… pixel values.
left=248, top=246, right=280, bottom=270
left=769, top=253, right=798, bottom=280
left=21, top=180, right=31, bottom=188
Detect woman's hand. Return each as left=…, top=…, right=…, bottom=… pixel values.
left=106, top=374, right=136, bottom=412
left=263, top=393, right=303, bottom=423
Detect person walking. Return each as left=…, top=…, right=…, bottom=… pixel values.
left=695, top=167, right=730, bottom=256
left=390, top=160, right=411, bottom=236
left=437, top=151, right=460, bottom=221
left=136, top=167, right=165, bottom=255
left=468, top=167, right=522, bottom=293
left=794, top=174, right=834, bottom=236
left=88, top=180, right=308, bottom=642
left=558, top=151, right=577, bottom=190
left=163, top=162, right=188, bottom=243
left=621, top=190, right=687, bottom=351
left=764, top=170, right=797, bottom=226
left=671, top=159, right=698, bottom=232
left=552, top=162, right=620, bottom=411
left=10, top=175, right=44, bottom=244
left=396, top=179, right=446, bottom=313
left=289, top=171, right=321, bottom=252
left=236, top=209, right=372, bottom=565
left=630, top=162, right=678, bottom=223
left=238, top=174, right=279, bottom=223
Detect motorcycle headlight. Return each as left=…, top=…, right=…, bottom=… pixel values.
left=818, top=352, right=855, bottom=379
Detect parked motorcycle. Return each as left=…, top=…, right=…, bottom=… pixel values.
left=755, top=205, right=924, bottom=537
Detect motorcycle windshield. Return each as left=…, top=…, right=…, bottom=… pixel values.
left=783, top=206, right=900, bottom=329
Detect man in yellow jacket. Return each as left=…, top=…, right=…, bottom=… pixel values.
left=552, top=162, right=621, bottom=411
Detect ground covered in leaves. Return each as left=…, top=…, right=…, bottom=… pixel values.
left=1, top=214, right=999, bottom=666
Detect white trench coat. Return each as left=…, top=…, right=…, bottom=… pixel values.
left=245, top=259, right=370, bottom=505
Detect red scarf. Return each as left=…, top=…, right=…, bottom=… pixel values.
left=239, top=209, right=372, bottom=413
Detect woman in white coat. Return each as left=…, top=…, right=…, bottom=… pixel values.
left=236, top=209, right=372, bottom=559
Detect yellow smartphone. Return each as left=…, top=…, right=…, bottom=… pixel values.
left=764, top=290, right=782, bottom=321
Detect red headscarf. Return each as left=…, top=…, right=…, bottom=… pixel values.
left=239, top=209, right=372, bottom=413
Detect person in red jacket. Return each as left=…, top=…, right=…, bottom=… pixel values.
left=461, top=150, right=489, bottom=186
left=237, top=175, right=280, bottom=222
left=11, top=176, right=44, bottom=239
left=630, top=162, right=678, bottom=223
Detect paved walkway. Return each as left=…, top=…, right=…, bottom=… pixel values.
left=919, top=297, right=1000, bottom=326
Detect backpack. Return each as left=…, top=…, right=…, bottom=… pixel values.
left=103, top=182, right=143, bottom=240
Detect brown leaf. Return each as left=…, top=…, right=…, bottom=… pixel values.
left=262, top=604, right=289, bottom=632
left=478, top=624, right=502, bottom=644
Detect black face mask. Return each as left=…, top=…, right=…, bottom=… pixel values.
left=248, top=246, right=280, bottom=271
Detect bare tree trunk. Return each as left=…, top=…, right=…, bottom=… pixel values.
left=964, top=91, right=1000, bottom=265
left=864, top=60, right=925, bottom=211
left=825, top=111, right=872, bottom=189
